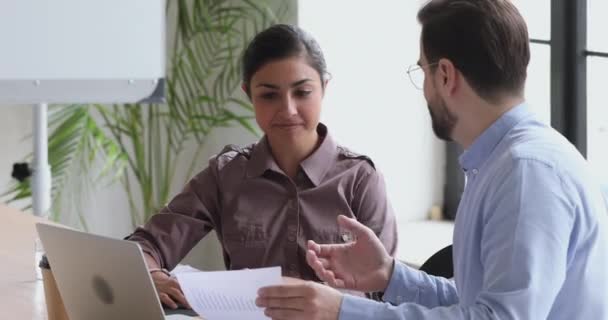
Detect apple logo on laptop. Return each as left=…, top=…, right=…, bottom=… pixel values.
left=92, top=275, right=114, bottom=305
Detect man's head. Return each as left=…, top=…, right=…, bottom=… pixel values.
left=416, top=0, right=529, bottom=141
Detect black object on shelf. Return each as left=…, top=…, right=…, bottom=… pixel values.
left=12, top=162, right=32, bottom=182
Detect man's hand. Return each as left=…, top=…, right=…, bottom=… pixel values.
left=306, top=215, right=394, bottom=292
left=257, top=278, right=343, bottom=320
left=150, top=271, right=190, bottom=309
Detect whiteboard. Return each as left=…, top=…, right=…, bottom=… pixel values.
left=0, top=0, right=165, bottom=104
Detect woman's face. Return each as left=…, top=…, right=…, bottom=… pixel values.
left=248, top=56, right=324, bottom=144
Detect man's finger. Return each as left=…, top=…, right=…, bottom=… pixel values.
left=322, top=269, right=343, bottom=288
left=337, top=215, right=373, bottom=239
left=306, top=250, right=331, bottom=282
left=306, top=250, right=348, bottom=288
left=326, top=270, right=346, bottom=288
left=307, top=240, right=322, bottom=254
left=281, top=276, right=306, bottom=285
left=258, top=284, right=308, bottom=298
left=264, top=307, right=301, bottom=320
left=316, top=243, right=350, bottom=258
left=306, top=250, right=331, bottom=270
left=256, top=296, right=306, bottom=311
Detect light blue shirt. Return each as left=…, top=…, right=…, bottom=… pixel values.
left=339, top=103, right=608, bottom=319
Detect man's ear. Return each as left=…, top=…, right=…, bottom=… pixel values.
left=437, top=58, right=458, bottom=97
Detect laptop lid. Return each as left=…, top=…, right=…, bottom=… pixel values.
left=36, top=223, right=171, bottom=320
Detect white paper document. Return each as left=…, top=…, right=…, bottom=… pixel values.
left=175, top=267, right=282, bottom=320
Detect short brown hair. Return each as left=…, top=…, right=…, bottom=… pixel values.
left=418, top=0, right=530, bottom=102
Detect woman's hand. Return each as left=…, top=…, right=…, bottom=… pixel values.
left=150, top=270, right=190, bottom=309
left=143, top=253, right=190, bottom=309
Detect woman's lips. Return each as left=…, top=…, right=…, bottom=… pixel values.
left=273, top=123, right=304, bottom=127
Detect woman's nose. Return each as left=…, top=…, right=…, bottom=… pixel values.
left=281, top=96, right=298, bottom=115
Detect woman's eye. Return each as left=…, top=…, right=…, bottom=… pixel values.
left=260, top=92, right=277, bottom=100
left=295, top=90, right=312, bottom=98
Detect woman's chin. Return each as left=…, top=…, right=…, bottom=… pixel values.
left=269, top=125, right=316, bottom=144
left=273, top=124, right=306, bottom=135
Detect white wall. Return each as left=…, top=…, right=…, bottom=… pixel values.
left=0, top=0, right=297, bottom=271
left=0, top=106, right=33, bottom=203
left=298, top=0, right=445, bottom=223
left=1, top=0, right=445, bottom=270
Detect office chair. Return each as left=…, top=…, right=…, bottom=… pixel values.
left=419, top=244, right=453, bottom=278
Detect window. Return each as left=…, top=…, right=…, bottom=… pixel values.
left=588, top=0, right=608, bottom=52
left=587, top=57, right=608, bottom=183
left=512, top=1, right=552, bottom=124
left=587, top=0, right=608, bottom=185
left=527, top=44, right=551, bottom=124
left=511, top=0, right=551, bottom=41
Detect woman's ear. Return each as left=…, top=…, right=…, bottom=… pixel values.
left=241, top=83, right=251, bottom=99
left=322, top=73, right=331, bottom=96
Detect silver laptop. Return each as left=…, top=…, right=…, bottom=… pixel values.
left=36, top=223, right=197, bottom=320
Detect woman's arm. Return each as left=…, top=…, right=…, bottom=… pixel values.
left=127, top=157, right=222, bottom=271
left=351, top=167, right=398, bottom=256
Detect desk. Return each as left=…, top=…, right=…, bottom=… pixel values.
left=0, top=204, right=48, bottom=319
left=0, top=205, right=203, bottom=319
left=1, top=203, right=453, bottom=319
left=395, top=220, right=454, bottom=268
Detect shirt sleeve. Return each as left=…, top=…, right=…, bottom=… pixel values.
left=382, top=261, right=458, bottom=307
left=339, top=159, right=575, bottom=319
left=352, top=168, right=398, bottom=256
left=126, top=157, right=222, bottom=270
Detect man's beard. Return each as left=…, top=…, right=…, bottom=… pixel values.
left=428, top=98, right=457, bottom=141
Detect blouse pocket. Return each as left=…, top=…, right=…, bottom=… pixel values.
left=222, top=223, right=268, bottom=269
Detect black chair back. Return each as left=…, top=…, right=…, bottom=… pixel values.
left=419, top=244, right=453, bottom=278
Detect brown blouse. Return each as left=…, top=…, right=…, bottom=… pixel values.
left=127, top=124, right=398, bottom=281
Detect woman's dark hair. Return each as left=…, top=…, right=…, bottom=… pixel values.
left=241, top=24, right=327, bottom=96
left=418, top=0, right=530, bottom=102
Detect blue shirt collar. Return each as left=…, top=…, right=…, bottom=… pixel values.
left=459, top=102, right=532, bottom=171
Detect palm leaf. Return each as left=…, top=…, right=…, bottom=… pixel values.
left=2, top=105, right=126, bottom=228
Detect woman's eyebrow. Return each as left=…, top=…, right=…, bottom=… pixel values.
left=255, top=78, right=312, bottom=89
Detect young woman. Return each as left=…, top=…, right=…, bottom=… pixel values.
left=127, top=24, right=398, bottom=309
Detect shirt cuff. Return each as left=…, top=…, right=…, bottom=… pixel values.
left=339, top=294, right=388, bottom=320
left=383, top=260, right=422, bottom=305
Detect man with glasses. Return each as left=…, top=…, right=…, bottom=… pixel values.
left=255, top=0, right=608, bottom=319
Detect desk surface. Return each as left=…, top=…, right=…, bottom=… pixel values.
left=1, top=203, right=454, bottom=319
left=0, top=204, right=48, bottom=320
left=0, top=204, right=202, bottom=320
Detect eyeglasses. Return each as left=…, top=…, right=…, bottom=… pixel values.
left=406, top=62, right=438, bottom=90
